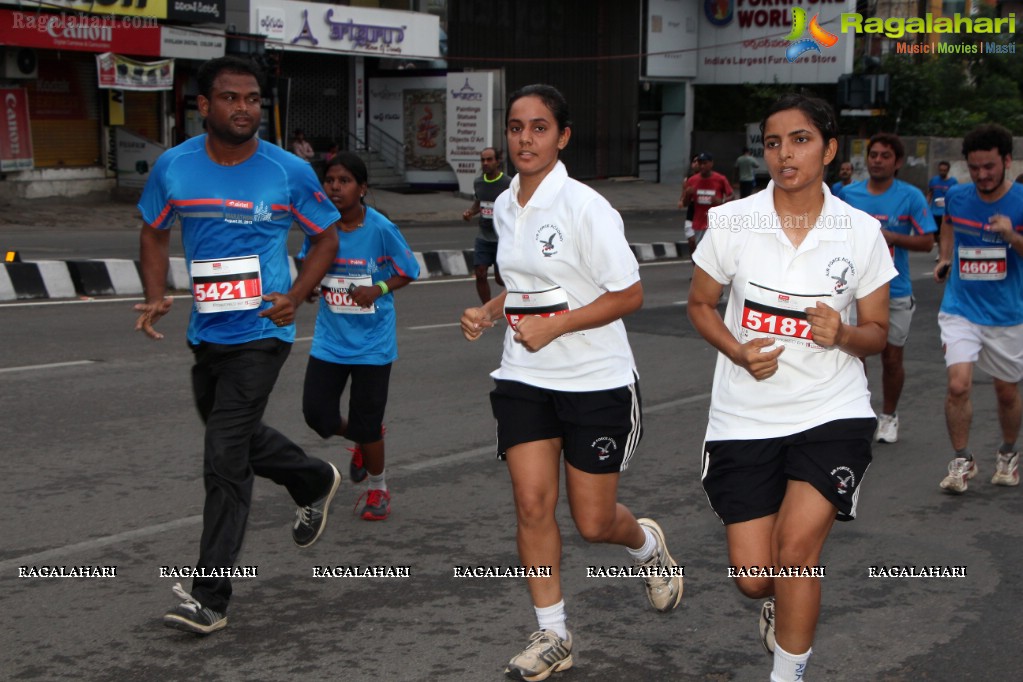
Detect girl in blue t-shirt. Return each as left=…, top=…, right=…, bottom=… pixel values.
left=300, top=152, right=420, bottom=521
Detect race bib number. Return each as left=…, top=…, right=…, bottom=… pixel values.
left=480, top=201, right=495, bottom=219
left=191, top=255, right=262, bottom=313
left=739, top=283, right=828, bottom=352
left=696, top=189, right=715, bottom=205
left=321, top=274, right=375, bottom=314
left=934, top=196, right=945, bottom=208
left=958, top=246, right=1006, bottom=281
left=505, top=287, right=569, bottom=327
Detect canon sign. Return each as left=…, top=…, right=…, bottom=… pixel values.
left=5, top=93, right=21, bottom=158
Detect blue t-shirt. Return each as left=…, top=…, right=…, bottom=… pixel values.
left=940, top=182, right=1023, bottom=326
left=831, top=180, right=849, bottom=198
left=839, top=179, right=933, bottom=299
left=139, top=136, right=340, bottom=346
left=301, top=206, right=421, bottom=365
left=928, top=174, right=958, bottom=217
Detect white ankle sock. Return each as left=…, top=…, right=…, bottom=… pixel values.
left=535, top=600, right=568, bottom=640
left=771, top=642, right=811, bottom=681
left=627, top=525, right=658, bottom=563
left=368, top=471, right=387, bottom=491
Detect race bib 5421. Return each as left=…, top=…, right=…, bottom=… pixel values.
left=190, top=255, right=262, bottom=313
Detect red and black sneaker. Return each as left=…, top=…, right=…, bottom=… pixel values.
left=355, top=489, right=391, bottom=521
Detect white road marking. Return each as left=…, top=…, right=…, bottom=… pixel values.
left=0, top=360, right=96, bottom=374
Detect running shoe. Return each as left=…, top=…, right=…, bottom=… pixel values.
left=875, top=413, right=899, bottom=443
left=347, top=445, right=367, bottom=483
left=348, top=425, right=385, bottom=483
left=635, top=518, right=684, bottom=612
left=991, top=451, right=1020, bottom=487
left=356, top=488, right=391, bottom=521
left=759, top=598, right=776, bottom=655
left=505, top=629, right=573, bottom=681
left=939, top=456, right=977, bottom=494
left=162, top=583, right=226, bottom=635
left=293, top=463, right=341, bottom=547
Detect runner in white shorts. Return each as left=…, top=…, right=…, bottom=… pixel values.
left=934, top=123, right=1023, bottom=493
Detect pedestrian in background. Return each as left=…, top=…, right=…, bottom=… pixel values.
left=462, top=146, right=510, bottom=303
left=927, top=160, right=958, bottom=254
left=734, top=147, right=760, bottom=198
left=291, top=129, right=315, bottom=163
left=681, top=152, right=733, bottom=253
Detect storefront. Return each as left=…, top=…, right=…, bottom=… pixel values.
left=0, top=1, right=224, bottom=197
left=249, top=1, right=441, bottom=181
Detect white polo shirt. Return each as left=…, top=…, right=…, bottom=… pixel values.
left=491, top=161, right=640, bottom=391
left=694, top=182, right=897, bottom=441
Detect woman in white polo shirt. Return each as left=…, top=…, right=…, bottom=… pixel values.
left=688, top=94, right=896, bottom=682
left=460, top=84, right=683, bottom=681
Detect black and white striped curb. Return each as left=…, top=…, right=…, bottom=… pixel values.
left=0, top=243, right=688, bottom=301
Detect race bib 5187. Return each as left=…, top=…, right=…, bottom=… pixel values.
left=739, top=283, right=828, bottom=353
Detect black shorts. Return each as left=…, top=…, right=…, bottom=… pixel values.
left=473, top=236, right=498, bottom=268
left=702, top=417, right=875, bottom=525
left=302, top=356, right=391, bottom=443
left=490, top=379, right=643, bottom=474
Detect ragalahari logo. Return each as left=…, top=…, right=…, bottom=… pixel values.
left=784, top=7, right=838, bottom=62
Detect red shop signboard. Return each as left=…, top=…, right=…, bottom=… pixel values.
left=0, top=9, right=161, bottom=56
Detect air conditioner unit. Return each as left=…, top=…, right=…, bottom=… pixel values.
left=3, top=48, right=38, bottom=79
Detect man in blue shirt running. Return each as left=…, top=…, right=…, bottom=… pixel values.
left=935, top=123, right=1023, bottom=494
left=840, top=133, right=934, bottom=444
left=927, top=160, right=958, bottom=253
left=134, top=56, right=341, bottom=636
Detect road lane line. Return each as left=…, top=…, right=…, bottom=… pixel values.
left=0, top=360, right=96, bottom=374
left=0, top=516, right=201, bottom=572
left=408, top=322, right=461, bottom=330
left=0, top=393, right=712, bottom=566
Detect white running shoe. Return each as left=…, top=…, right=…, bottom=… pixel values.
left=505, top=630, right=573, bottom=681
left=991, top=451, right=1020, bottom=487
left=875, top=413, right=899, bottom=443
left=939, top=457, right=977, bottom=494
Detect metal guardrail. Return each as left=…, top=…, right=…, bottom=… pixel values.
left=344, top=123, right=406, bottom=176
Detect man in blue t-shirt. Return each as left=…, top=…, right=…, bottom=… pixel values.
left=831, top=159, right=854, bottom=197
left=840, top=133, right=934, bottom=444
left=934, top=123, right=1023, bottom=495
left=927, top=160, right=958, bottom=251
left=134, top=56, right=341, bottom=636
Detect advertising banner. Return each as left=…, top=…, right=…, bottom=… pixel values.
left=445, top=72, right=492, bottom=196
left=0, top=9, right=161, bottom=56
left=250, top=1, right=439, bottom=59
left=0, top=88, right=33, bottom=171
left=97, top=53, right=174, bottom=90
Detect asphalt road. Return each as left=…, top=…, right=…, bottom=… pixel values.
left=2, top=252, right=1021, bottom=681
